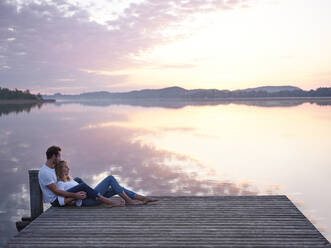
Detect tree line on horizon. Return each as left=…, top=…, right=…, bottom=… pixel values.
left=205, top=87, right=331, bottom=98
left=1, top=86, right=331, bottom=100
left=47, top=86, right=331, bottom=99
left=0, top=87, right=43, bottom=100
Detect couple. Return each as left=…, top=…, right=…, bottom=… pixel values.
left=38, top=146, right=157, bottom=207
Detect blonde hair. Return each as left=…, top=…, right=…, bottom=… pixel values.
left=55, top=160, right=71, bottom=182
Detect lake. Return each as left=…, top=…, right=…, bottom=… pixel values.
left=0, top=99, right=330, bottom=246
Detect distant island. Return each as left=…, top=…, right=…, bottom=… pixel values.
left=43, top=85, right=331, bottom=100
left=0, top=87, right=54, bottom=104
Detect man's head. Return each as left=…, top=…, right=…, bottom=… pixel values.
left=46, top=146, right=62, bottom=165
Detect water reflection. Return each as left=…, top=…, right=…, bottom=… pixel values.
left=0, top=101, right=330, bottom=246
left=0, top=102, right=43, bottom=116
left=68, top=126, right=263, bottom=196
left=53, top=98, right=331, bottom=108
left=0, top=106, right=264, bottom=246
left=0, top=141, right=30, bottom=246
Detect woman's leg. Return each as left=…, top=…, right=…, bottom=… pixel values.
left=67, top=181, right=124, bottom=207
left=66, top=182, right=99, bottom=200
left=72, top=177, right=117, bottom=206
left=94, top=175, right=123, bottom=195
left=103, top=184, right=158, bottom=204
left=94, top=175, right=142, bottom=205
left=73, top=177, right=84, bottom=184
left=101, top=178, right=158, bottom=204
left=104, top=187, right=136, bottom=199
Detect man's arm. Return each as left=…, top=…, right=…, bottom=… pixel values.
left=47, top=183, right=86, bottom=199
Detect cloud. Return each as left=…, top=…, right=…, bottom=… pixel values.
left=0, top=0, right=249, bottom=93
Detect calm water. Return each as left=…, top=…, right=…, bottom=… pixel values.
left=0, top=99, right=330, bottom=246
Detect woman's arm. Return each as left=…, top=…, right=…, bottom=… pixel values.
left=47, top=183, right=86, bottom=199
left=57, top=181, right=79, bottom=206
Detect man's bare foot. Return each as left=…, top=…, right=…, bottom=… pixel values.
left=125, top=200, right=144, bottom=206
left=135, top=194, right=159, bottom=204
left=105, top=199, right=125, bottom=208
left=143, top=197, right=159, bottom=204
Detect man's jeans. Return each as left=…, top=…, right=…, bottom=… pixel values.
left=74, top=175, right=136, bottom=206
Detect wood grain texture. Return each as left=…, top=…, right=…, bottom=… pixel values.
left=5, top=196, right=330, bottom=248
left=28, top=170, right=43, bottom=219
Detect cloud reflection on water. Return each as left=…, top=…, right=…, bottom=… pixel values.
left=0, top=111, right=267, bottom=245
left=67, top=124, right=264, bottom=197
left=1, top=101, right=330, bottom=245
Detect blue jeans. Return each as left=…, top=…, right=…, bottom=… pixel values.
left=51, top=180, right=100, bottom=207
left=66, top=181, right=100, bottom=200
left=73, top=176, right=136, bottom=206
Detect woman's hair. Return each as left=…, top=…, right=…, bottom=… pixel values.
left=55, top=160, right=70, bottom=182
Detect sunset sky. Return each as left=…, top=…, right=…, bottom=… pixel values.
left=1, top=0, right=331, bottom=94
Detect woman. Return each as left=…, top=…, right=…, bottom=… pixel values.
left=54, top=160, right=157, bottom=207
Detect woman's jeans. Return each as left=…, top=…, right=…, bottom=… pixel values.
left=74, top=175, right=136, bottom=206
left=51, top=180, right=100, bottom=207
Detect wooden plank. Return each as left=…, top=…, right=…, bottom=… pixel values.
left=28, top=170, right=43, bottom=219
left=5, top=196, right=330, bottom=248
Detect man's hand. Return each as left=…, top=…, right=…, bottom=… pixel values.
left=75, top=191, right=87, bottom=199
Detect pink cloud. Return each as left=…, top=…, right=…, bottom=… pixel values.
left=0, top=0, right=251, bottom=93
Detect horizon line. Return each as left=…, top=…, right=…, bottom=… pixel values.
left=44, top=85, right=307, bottom=95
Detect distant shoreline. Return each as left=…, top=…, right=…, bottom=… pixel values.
left=0, top=99, right=55, bottom=104
left=2, top=97, right=331, bottom=105
left=43, top=86, right=331, bottom=100
left=52, top=96, right=331, bottom=101
left=195, top=96, right=331, bottom=101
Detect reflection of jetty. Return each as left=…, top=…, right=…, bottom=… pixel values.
left=6, top=171, right=330, bottom=247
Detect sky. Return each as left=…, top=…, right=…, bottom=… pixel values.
left=0, top=0, right=331, bottom=94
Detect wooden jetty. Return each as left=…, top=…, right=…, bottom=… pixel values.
left=5, top=171, right=330, bottom=247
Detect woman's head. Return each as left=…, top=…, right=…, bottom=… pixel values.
left=55, top=160, right=71, bottom=182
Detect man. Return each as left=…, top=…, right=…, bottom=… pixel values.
left=38, top=146, right=87, bottom=206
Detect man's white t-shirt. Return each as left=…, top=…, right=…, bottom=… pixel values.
left=57, top=180, right=82, bottom=207
left=38, top=164, right=57, bottom=203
